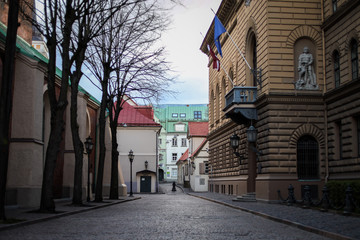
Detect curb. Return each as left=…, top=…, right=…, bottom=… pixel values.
left=0, top=197, right=141, bottom=232
left=187, top=193, right=354, bottom=240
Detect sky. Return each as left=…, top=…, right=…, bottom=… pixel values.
left=79, top=0, right=222, bottom=105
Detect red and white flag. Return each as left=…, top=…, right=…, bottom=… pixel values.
left=207, top=44, right=220, bottom=72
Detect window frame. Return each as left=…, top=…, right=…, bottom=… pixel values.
left=180, top=113, right=186, bottom=118
left=350, top=39, right=358, bottom=80
left=194, top=111, right=202, bottom=119
left=172, top=153, right=177, bottom=161
left=333, top=50, right=340, bottom=88
left=172, top=113, right=178, bottom=118
left=172, top=137, right=177, bottom=147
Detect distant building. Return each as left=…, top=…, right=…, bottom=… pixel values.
left=154, top=104, right=209, bottom=182
left=117, top=100, right=161, bottom=193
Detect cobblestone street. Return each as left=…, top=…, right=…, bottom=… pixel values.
left=0, top=183, right=333, bottom=240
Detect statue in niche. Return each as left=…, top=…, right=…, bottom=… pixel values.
left=296, top=47, right=319, bottom=90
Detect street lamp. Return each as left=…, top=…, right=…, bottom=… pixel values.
left=246, top=125, right=258, bottom=143
left=128, top=150, right=134, bottom=197
left=84, top=136, right=93, bottom=202
left=145, top=160, right=148, bottom=170
left=230, top=133, right=243, bottom=160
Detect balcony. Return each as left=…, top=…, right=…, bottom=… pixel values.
left=223, top=86, right=258, bottom=124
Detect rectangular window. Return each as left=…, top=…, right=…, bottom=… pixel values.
left=171, top=168, right=177, bottom=178
left=159, top=139, right=162, bottom=145
left=172, top=113, right=178, bottom=118
left=181, top=138, right=187, bottom=147
left=332, top=0, right=337, bottom=12
left=172, top=137, right=177, bottom=147
left=351, top=40, right=358, bottom=80
left=159, top=154, right=163, bottom=161
left=194, top=111, right=202, bottom=119
left=180, top=113, right=186, bottom=118
left=172, top=153, right=177, bottom=161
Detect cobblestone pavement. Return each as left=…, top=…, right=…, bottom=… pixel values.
left=182, top=186, right=360, bottom=240
left=0, top=183, right=335, bottom=240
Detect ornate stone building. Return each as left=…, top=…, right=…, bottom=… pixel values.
left=200, top=0, right=359, bottom=201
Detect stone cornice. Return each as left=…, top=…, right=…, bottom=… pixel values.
left=322, top=0, right=360, bottom=31
left=256, top=92, right=324, bottom=108
left=324, top=78, right=360, bottom=104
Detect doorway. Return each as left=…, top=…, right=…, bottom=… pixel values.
left=140, top=176, right=151, bottom=192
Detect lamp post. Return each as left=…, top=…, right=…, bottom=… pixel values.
left=128, top=150, right=134, bottom=197
left=230, top=133, right=243, bottom=160
left=84, top=136, right=93, bottom=202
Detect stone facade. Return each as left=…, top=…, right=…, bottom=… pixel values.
left=201, top=0, right=360, bottom=201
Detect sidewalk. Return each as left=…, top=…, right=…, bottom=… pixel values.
left=178, top=186, right=360, bottom=240
left=0, top=196, right=141, bottom=232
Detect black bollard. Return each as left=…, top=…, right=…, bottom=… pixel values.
left=302, top=185, right=312, bottom=208
left=343, top=185, right=354, bottom=215
left=287, top=184, right=296, bottom=206
left=320, top=186, right=330, bottom=212
left=172, top=182, right=176, bottom=192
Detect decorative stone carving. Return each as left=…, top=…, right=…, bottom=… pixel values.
left=295, top=47, right=319, bottom=90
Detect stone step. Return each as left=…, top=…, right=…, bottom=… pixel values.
left=232, top=192, right=257, bottom=202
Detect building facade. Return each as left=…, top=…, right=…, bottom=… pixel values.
left=200, top=0, right=360, bottom=201
left=117, top=100, right=161, bottom=193
left=154, top=104, right=209, bottom=182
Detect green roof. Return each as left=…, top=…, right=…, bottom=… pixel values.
left=154, top=104, right=209, bottom=133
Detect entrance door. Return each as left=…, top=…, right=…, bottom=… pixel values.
left=140, top=176, right=151, bottom=192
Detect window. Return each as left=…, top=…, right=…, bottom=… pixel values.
left=174, top=124, right=185, bottom=132
left=172, top=137, right=177, bottom=147
left=194, top=111, right=202, bottom=119
left=159, top=138, right=162, bottom=145
left=252, top=35, right=257, bottom=86
left=333, top=50, right=340, bottom=88
left=172, top=113, right=178, bottom=118
left=332, top=0, right=337, bottom=12
left=297, top=135, right=319, bottom=180
left=351, top=39, right=358, bottom=80
left=171, top=168, right=177, bottom=178
left=180, top=113, right=186, bottom=118
left=172, top=153, right=177, bottom=161
left=181, top=138, right=187, bottom=147
left=159, top=154, right=163, bottom=161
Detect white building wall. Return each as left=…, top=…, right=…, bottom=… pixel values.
left=166, top=133, right=188, bottom=181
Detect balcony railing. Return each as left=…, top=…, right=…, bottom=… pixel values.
left=225, top=86, right=258, bottom=110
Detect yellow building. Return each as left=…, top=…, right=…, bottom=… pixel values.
left=200, top=0, right=359, bottom=201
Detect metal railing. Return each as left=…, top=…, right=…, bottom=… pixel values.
left=278, top=184, right=360, bottom=215
left=225, top=86, right=258, bottom=109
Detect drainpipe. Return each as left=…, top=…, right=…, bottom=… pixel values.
left=321, top=0, right=329, bottom=183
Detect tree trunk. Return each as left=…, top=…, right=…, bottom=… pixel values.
left=70, top=76, right=84, bottom=205
left=0, top=0, right=19, bottom=220
left=109, top=121, right=119, bottom=199
left=94, top=81, right=108, bottom=202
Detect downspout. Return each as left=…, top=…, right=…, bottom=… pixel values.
left=321, top=0, right=329, bottom=183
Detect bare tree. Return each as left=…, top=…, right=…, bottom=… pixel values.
left=86, top=0, right=175, bottom=200
left=19, top=0, right=138, bottom=211
left=0, top=0, right=20, bottom=221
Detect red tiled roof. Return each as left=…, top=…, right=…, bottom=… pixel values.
left=190, top=138, right=207, bottom=158
left=179, top=148, right=189, bottom=161
left=117, top=101, right=161, bottom=127
left=188, top=122, right=208, bottom=137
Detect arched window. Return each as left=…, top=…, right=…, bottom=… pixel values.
left=333, top=50, right=340, bottom=88
left=350, top=39, right=358, bottom=80
left=297, top=135, right=319, bottom=180
left=246, top=29, right=257, bottom=86
left=221, top=77, right=226, bottom=111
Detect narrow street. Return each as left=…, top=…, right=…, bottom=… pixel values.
left=0, top=183, right=331, bottom=240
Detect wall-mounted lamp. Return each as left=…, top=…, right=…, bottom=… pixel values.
left=191, top=161, right=196, bottom=169
left=145, top=160, right=148, bottom=170
left=230, top=133, right=244, bottom=161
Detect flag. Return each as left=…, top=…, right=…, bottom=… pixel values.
left=207, top=44, right=220, bottom=71
left=214, top=15, right=226, bottom=57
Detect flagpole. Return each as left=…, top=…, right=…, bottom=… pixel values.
left=220, top=63, right=235, bottom=87
left=210, top=8, right=252, bottom=71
